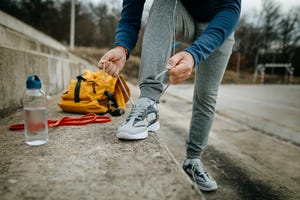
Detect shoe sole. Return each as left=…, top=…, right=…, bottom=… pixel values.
left=117, top=121, right=160, bottom=140
left=198, top=185, right=218, bottom=192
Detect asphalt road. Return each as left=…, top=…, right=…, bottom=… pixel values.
left=157, top=84, right=300, bottom=200
left=165, top=84, right=300, bottom=145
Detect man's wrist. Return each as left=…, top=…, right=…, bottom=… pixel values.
left=115, top=46, right=129, bottom=60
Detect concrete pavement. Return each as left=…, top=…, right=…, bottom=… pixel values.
left=0, top=85, right=203, bottom=200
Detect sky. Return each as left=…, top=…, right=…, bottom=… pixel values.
left=87, top=0, right=300, bottom=16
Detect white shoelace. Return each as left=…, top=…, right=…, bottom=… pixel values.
left=191, top=161, right=208, bottom=182
left=127, top=104, right=146, bottom=121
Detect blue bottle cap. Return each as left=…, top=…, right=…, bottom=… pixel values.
left=26, top=75, right=42, bottom=89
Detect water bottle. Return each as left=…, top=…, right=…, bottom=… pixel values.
left=23, top=75, right=48, bottom=146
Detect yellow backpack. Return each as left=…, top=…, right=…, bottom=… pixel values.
left=58, top=70, right=130, bottom=116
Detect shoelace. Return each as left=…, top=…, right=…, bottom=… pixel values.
left=103, top=63, right=134, bottom=105
left=191, top=161, right=208, bottom=182
left=126, top=104, right=147, bottom=121
left=117, top=74, right=134, bottom=105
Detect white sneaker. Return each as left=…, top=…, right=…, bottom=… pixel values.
left=183, top=158, right=218, bottom=191
left=117, top=98, right=160, bottom=140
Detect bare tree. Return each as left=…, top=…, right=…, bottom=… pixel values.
left=260, top=0, right=281, bottom=50
left=234, top=16, right=264, bottom=69
left=279, top=6, right=300, bottom=60
left=233, top=0, right=300, bottom=72
left=91, top=3, right=120, bottom=47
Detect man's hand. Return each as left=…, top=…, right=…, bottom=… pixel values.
left=97, top=47, right=127, bottom=77
left=166, top=51, right=194, bottom=84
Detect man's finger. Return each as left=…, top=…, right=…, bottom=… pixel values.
left=167, top=54, right=181, bottom=69
left=111, top=67, right=120, bottom=78
left=98, top=51, right=115, bottom=67
left=168, top=63, right=187, bottom=75
left=104, top=62, right=114, bottom=74
left=98, top=58, right=106, bottom=69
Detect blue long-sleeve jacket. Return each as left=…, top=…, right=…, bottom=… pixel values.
left=114, top=0, right=241, bottom=66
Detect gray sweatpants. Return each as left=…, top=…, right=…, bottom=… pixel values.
left=139, top=0, right=235, bottom=158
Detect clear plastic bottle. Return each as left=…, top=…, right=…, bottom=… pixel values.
left=23, top=75, right=48, bottom=146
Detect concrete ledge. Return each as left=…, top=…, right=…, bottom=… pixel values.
left=0, top=46, right=96, bottom=118
left=0, top=11, right=66, bottom=53
left=0, top=11, right=96, bottom=118
left=0, top=92, right=203, bottom=200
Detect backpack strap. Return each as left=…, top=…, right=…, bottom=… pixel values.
left=74, top=75, right=85, bottom=103
left=104, top=91, right=125, bottom=116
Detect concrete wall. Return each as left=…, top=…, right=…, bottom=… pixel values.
left=0, top=11, right=97, bottom=118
